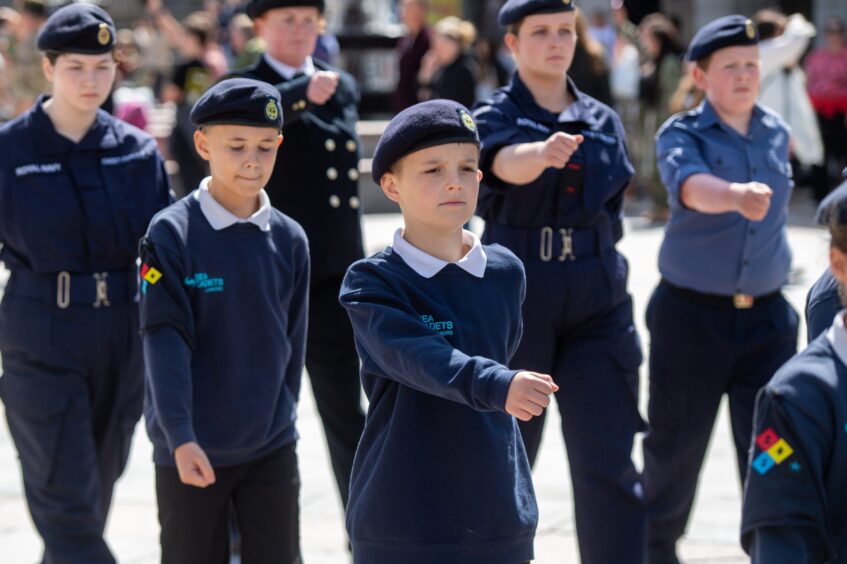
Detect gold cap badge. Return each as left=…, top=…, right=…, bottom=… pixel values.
left=460, top=110, right=476, bottom=132
left=265, top=99, right=279, bottom=122
left=745, top=19, right=756, bottom=39
left=563, top=0, right=572, bottom=5
left=97, top=23, right=111, bottom=46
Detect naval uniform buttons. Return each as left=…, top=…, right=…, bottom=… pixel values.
left=329, top=195, right=341, bottom=208
left=327, top=167, right=338, bottom=180
left=346, top=140, right=357, bottom=152
left=325, top=139, right=336, bottom=152
left=348, top=168, right=360, bottom=181
left=349, top=196, right=360, bottom=209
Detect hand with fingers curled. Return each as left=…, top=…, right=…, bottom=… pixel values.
left=174, top=442, right=216, bottom=488
left=538, top=131, right=584, bottom=170
left=730, top=181, right=773, bottom=221
left=306, top=70, right=340, bottom=106
left=505, top=371, right=559, bottom=422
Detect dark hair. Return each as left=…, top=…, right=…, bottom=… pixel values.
left=641, top=13, right=684, bottom=61
left=44, top=49, right=121, bottom=66
left=831, top=215, right=847, bottom=254
left=575, top=8, right=606, bottom=75
left=185, top=12, right=215, bottom=47
left=754, top=9, right=787, bottom=41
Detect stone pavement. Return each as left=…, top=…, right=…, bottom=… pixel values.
left=0, top=192, right=829, bottom=563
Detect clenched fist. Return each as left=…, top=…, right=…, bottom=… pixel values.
left=306, top=71, right=339, bottom=106
left=506, top=371, right=559, bottom=421
left=538, top=132, right=584, bottom=169
left=731, top=182, right=772, bottom=221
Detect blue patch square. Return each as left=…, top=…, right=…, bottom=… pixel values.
left=753, top=452, right=776, bottom=475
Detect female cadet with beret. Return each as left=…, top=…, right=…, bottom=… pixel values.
left=741, top=184, right=847, bottom=563
left=472, top=0, right=646, bottom=562
left=0, top=4, right=171, bottom=562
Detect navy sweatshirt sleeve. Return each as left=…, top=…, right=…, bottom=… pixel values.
left=285, top=232, right=310, bottom=401
left=138, top=230, right=197, bottom=453
left=339, top=260, right=517, bottom=412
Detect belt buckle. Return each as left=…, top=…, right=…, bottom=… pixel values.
left=733, top=294, right=754, bottom=309
left=56, top=271, right=70, bottom=309
left=92, top=272, right=111, bottom=308
left=540, top=226, right=553, bottom=262
left=558, top=228, right=575, bottom=262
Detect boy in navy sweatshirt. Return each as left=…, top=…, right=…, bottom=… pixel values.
left=339, top=99, right=557, bottom=564
left=139, top=78, right=308, bottom=564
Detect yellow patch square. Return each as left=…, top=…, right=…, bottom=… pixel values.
left=143, top=267, right=163, bottom=285
left=767, top=438, right=793, bottom=464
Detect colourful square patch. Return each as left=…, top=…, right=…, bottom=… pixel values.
left=767, top=438, right=794, bottom=464
left=141, top=264, right=162, bottom=285
left=755, top=428, right=779, bottom=451
left=752, top=451, right=776, bottom=475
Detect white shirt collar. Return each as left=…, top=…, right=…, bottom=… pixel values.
left=827, top=310, right=847, bottom=367
left=391, top=228, right=487, bottom=278
left=263, top=53, right=316, bottom=81
left=194, top=177, right=272, bottom=232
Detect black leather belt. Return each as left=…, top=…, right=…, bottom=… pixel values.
left=486, top=223, right=619, bottom=262
left=660, top=279, right=780, bottom=310
left=8, top=268, right=137, bottom=308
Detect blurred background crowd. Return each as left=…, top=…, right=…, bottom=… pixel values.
left=0, top=0, right=845, bottom=215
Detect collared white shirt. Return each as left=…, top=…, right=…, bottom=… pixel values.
left=392, top=228, right=487, bottom=278
left=263, top=53, right=316, bottom=80
left=194, top=177, right=272, bottom=232
left=828, top=310, right=847, bottom=367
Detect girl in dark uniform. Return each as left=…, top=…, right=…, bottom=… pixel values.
left=0, top=5, right=171, bottom=563
left=473, top=0, right=645, bottom=561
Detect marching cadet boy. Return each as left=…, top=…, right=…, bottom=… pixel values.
left=741, top=187, right=847, bottom=563
left=643, top=15, right=799, bottom=563
left=0, top=4, right=171, bottom=562
left=806, top=177, right=847, bottom=342
left=234, top=0, right=365, bottom=511
left=139, top=78, right=308, bottom=564
left=339, top=100, right=557, bottom=564
left=473, top=0, right=646, bottom=560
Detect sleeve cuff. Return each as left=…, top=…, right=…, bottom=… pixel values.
left=163, top=422, right=197, bottom=454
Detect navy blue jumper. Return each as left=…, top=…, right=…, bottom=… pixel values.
left=643, top=100, right=799, bottom=562
left=138, top=193, right=308, bottom=467
left=339, top=244, right=537, bottom=564
left=741, top=330, right=847, bottom=562
left=0, top=97, right=171, bottom=564
left=473, top=72, right=646, bottom=564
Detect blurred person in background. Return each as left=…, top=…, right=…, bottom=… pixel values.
left=392, top=0, right=430, bottom=112
left=474, top=37, right=513, bottom=102
left=638, top=13, right=683, bottom=222
left=667, top=61, right=704, bottom=114
left=229, top=12, right=264, bottom=68
left=417, top=16, right=479, bottom=109
left=588, top=8, right=616, bottom=65
left=6, top=0, right=48, bottom=117
left=756, top=9, right=824, bottom=201
left=805, top=17, right=847, bottom=201
left=569, top=8, right=612, bottom=106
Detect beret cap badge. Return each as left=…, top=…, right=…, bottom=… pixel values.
left=563, top=0, right=572, bottom=5
left=745, top=19, right=755, bottom=39
left=97, top=23, right=110, bottom=46
left=460, top=110, right=476, bottom=132
left=265, top=99, right=279, bottom=122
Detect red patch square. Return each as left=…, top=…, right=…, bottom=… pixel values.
left=756, top=428, right=779, bottom=451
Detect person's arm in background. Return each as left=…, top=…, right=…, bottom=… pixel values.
left=760, top=14, right=816, bottom=78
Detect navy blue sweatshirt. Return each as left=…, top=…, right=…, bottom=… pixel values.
left=741, top=332, right=847, bottom=562
left=339, top=244, right=537, bottom=564
left=139, top=194, right=309, bottom=467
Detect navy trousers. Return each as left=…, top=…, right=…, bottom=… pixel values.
left=642, top=281, right=799, bottom=563
left=487, top=225, right=647, bottom=564
left=306, top=275, right=366, bottom=510
left=0, top=295, right=142, bottom=564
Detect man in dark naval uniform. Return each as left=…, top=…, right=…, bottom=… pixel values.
left=235, top=0, right=366, bottom=513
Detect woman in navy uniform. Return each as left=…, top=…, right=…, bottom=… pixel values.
left=473, top=0, right=646, bottom=561
left=741, top=186, right=847, bottom=562
left=234, top=0, right=365, bottom=511
left=0, top=5, right=171, bottom=563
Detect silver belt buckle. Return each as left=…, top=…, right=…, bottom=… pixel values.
left=92, top=272, right=110, bottom=308
left=540, top=226, right=554, bottom=262
left=558, top=228, right=575, bottom=262
left=56, top=271, right=70, bottom=309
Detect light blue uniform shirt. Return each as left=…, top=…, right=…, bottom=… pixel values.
left=656, top=100, right=793, bottom=297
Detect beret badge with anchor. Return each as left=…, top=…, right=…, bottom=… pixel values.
left=97, top=23, right=111, bottom=46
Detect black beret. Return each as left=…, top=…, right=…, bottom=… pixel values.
left=190, top=78, right=283, bottom=130
left=372, top=100, right=480, bottom=183
left=686, top=15, right=759, bottom=62
left=246, top=0, right=324, bottom=19
left=498, top=0, right=575, bottom=26
left=817, top=174, right=847, bottom=227
left=37, top=3, right=115, bottom=54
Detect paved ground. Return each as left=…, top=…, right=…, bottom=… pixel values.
left=0, top=192, right=829, bottom=563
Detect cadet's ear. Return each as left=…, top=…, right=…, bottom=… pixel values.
left=380, top=171, right=401, bottom=204
left=41, top=56, right=54, bottom=83
left=691, top=63, right=708, bottom=91
left=831, top=247, right=847, bottom=285
left=277, top=134, right=283, bottom=146
left=193, top=129, right=211, bottom=162
left=477, top=169, right=483, bottom=183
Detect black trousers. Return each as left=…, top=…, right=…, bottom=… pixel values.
left=306, top=275, right=366, bottom=509
left=642, top=283, right=798, bottom=562
left=156, top=444, right=301, bottom=564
